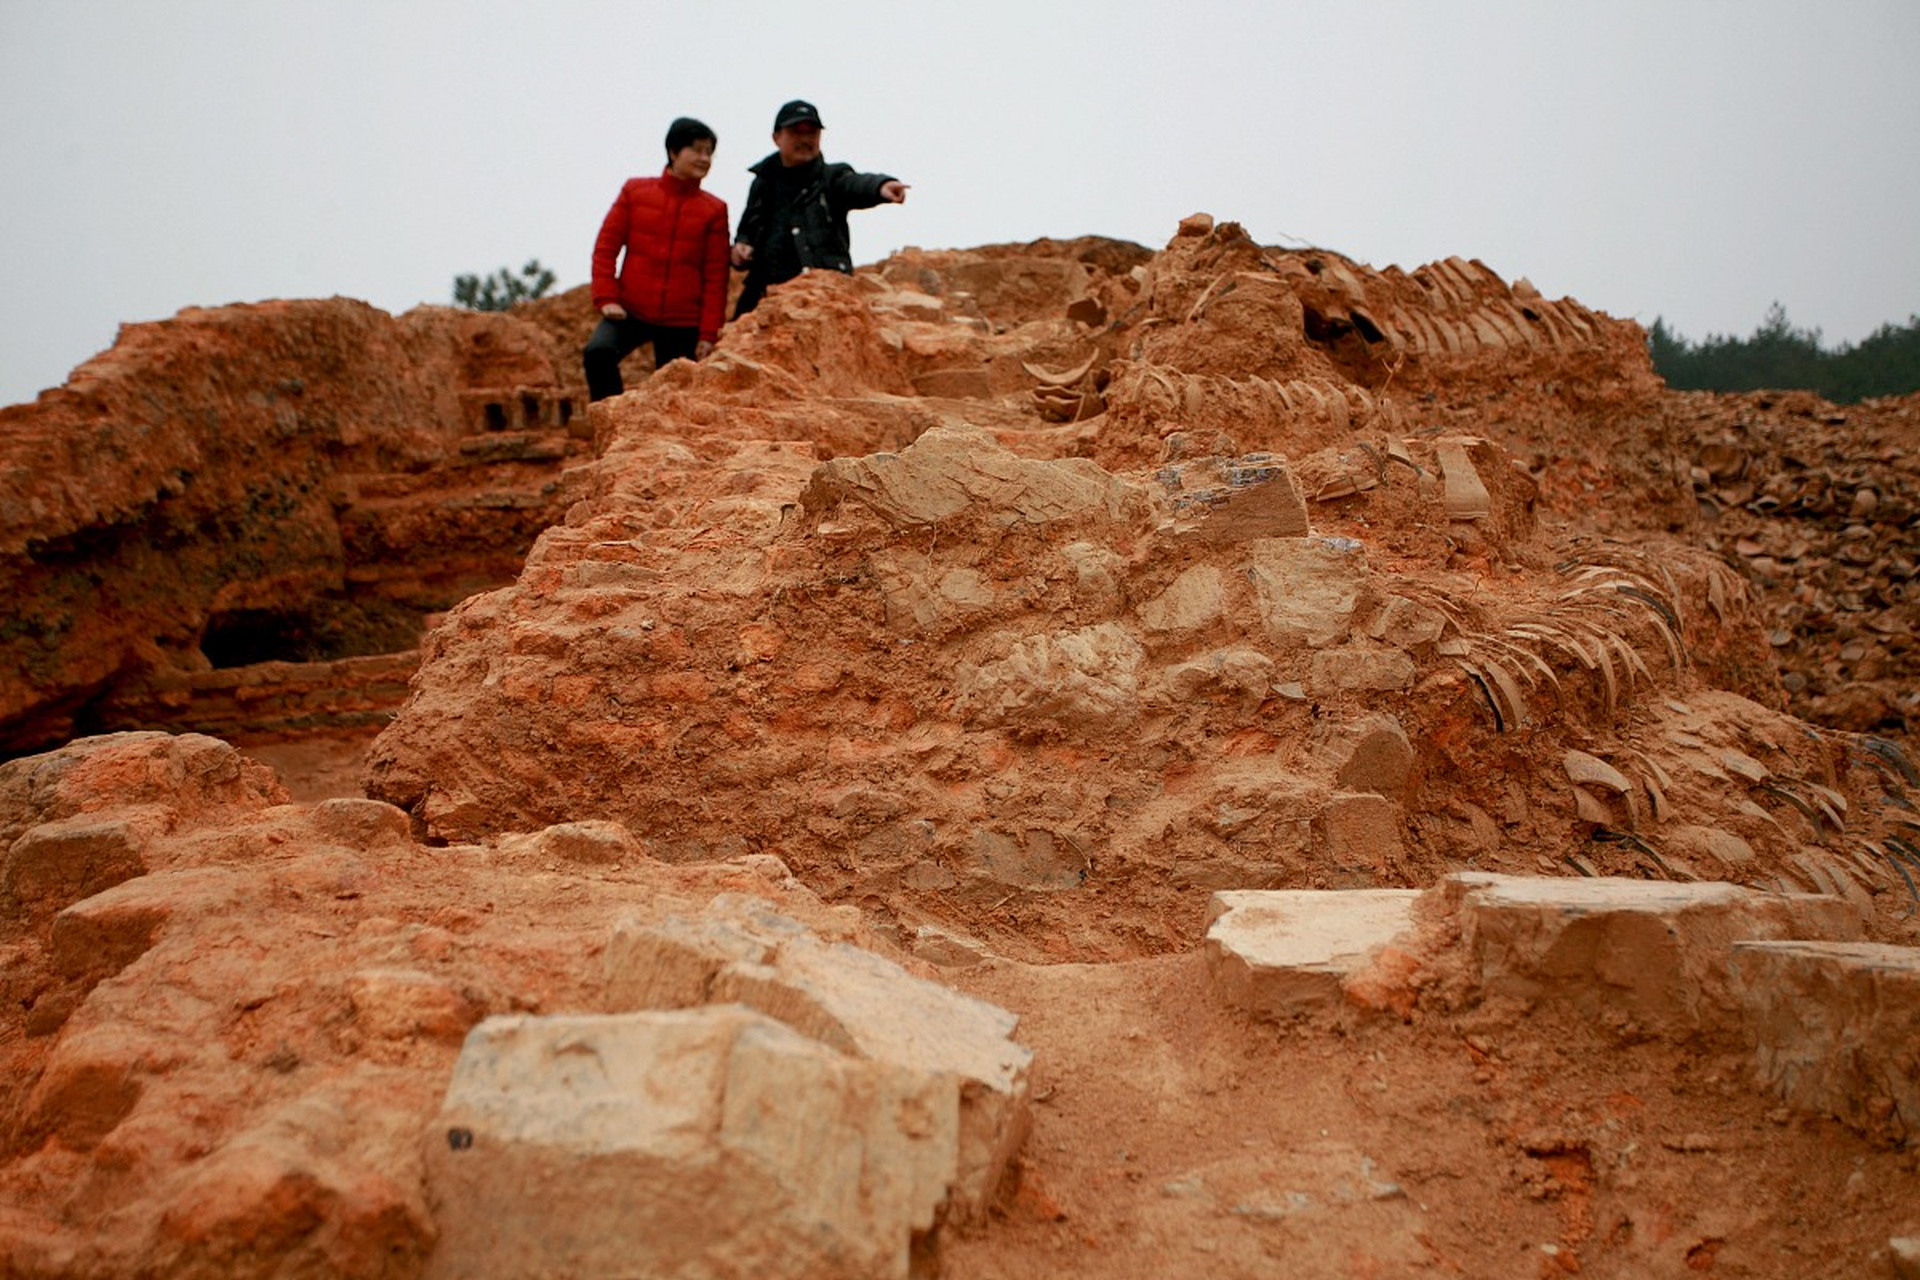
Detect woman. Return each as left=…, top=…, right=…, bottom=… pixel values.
left=583, top=117, right=729, bottom=401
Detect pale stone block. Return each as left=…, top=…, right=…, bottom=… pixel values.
left=1728, top=940, right=1920, bottom=1145
left=800, top=423, right=1139, bottom=530
left=424, top=1008, right=959, bottom=1280
left=1137, top=564, right=1226, bottom=635
left=1157, top=647, right=1276, bottom=711
left=1167, top=460, right=1310, bottom=544
left=498, top=819, right=641, bottom=866
left=1434, top=873, right=1863, bottom=1037
left=1305, top=646, right=1416, bottom=694
left=1245, top=537, right=1370, bottom=649
left=1319, top=792, right=1406, bottom=868
left=1321, top=713, right=1415, bottom=797
left=602, top=912, right=775, bottom=1010
left=955, top=623, right=1145, bottom=732
left=1205, top=889, right=1421, bottom=1021
left=601, top=900, right=1032, bottom=1218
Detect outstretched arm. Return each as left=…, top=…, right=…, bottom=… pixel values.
left=829, top=168, right=906, bottom=211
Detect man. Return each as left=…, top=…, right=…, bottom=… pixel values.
left=584, top=117, right=730, bottom=402
left=730, top=100, right=908, bottom=318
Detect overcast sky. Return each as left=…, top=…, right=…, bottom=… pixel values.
left=3, top=1, right=1917, bottom=408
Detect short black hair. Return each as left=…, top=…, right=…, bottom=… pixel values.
left=665, top=117, right=717, bottom=159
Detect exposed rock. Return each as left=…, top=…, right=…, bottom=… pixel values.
left=6, top=217, right=1919, bottom=1279
left=424, top=1007, right=963, bottom=1280
left=1728, top=940, right=1920, bottom=1145
left=0, top=302, right=590, bottom=753
left=1206, top=888, right=1422, bottom=1021
left=600, top=897, right=1032, bottom=1217
left=1420, top=873, right=1864, bottom=1037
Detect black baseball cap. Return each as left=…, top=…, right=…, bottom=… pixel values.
left=773, top=99, right=825, bottom=131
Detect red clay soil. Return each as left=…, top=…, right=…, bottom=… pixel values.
left=1, top=216, right=1916, bottom=1278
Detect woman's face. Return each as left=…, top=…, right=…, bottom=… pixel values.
left=670, top=139, right=715, bottom=182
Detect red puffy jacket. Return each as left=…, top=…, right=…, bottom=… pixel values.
left=590, top=170, right=729, bottom=342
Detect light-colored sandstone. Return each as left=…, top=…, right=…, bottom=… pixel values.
left=424, top=1008, right=961, bottom=1280
left=1205, top=888, right=1421, bottom=1020
left=1432, top=872, right=1863, bottom=1036
left=601, top=898, right=1032, bottom=1216
left=1728, top=940, right=1920, bottom=1145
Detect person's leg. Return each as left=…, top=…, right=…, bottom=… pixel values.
left=653, top=327, right=699, bottom=367
left=583, top=317, right=643, bottom=401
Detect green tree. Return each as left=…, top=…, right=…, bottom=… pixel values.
left=453, top=259, right=556, bottom=311
left=1648, top=304, right=1920, bottom=402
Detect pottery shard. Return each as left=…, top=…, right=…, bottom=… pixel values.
left=800, top=423, right=1139, bottom=529
left=424, top=1008, right=962, bottom=1280
left=1433, top=439, right=1491, bottom=521
left=1727, top=941, right=1920, bottom=1145
left=1427, top=873, right=1862, bottom=1037
left=600, top=898, right=1032, bottom=1220
left=1327, top=714, right=1416, bottom=798
left=1205, top=889, right=1422, bottom=1021
left=1562, top=750, right=1631, bottom=794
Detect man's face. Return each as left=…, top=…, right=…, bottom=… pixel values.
left=774, top=123, right=822, bottom=166
left=670, top=139, right=714, bottom=182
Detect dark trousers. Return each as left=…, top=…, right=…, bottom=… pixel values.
left=583, top=316, right=699, bottom=401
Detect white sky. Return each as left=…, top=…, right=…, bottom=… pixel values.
left=3, top=1, right=1917, bottom=408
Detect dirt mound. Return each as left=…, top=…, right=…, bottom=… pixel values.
left=365, top=221, right=1920, bottom=963
left=3, top=221, right=1918, bottom=1278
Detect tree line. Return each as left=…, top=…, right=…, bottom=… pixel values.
left=1649, top=304, right=1920, bottom=403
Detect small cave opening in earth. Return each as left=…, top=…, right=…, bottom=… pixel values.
left=200, top=599, right=426, bottom=668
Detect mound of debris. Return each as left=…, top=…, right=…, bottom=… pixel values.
left=2, top=218, right=1917, bottom=1278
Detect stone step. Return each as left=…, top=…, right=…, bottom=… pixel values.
left=1204, top=888, right=1421, bottom=1022
left=600, top=895, right=1032, bottom=1218
left=1728, top=940, right=1920, bottom=1146
left=1433, top=872, right=1863, bottom=1037
left=1205, top=873, right=1865, bottom=1036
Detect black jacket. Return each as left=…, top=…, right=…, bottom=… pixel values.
left=733, top=153, right=895, bottom=316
